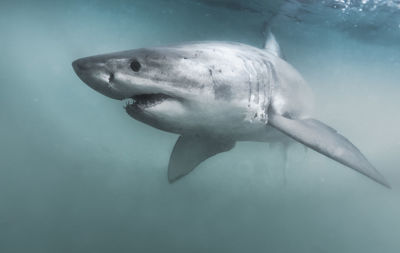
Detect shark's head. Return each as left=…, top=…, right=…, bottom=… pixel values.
left=72, top=46, right=217, bottom=133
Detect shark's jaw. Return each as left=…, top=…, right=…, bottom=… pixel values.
left=124, top=93, right=176, bottom=112
left=123, top=92, right=187, bottom=135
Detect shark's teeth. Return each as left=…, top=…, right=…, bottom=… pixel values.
left=123, top=93, right=173, bottom=110
left=123, top=98, right=135, bottom=109
left=125, top=93, right=172, bottom=109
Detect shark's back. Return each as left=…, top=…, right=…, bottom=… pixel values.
left=171, top=41, right=314, bottom=119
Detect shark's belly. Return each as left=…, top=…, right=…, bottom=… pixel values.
left=205, top=119, right=286, bottom=142
left=172, top=99, right=283, bottom=142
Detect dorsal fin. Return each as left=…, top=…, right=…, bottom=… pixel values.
left=263, top=27, right=283, bottom=58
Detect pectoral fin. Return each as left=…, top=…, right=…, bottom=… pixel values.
left=268, top=114, right=390, bottom=188
left=168, top=135, right=235, bottom=183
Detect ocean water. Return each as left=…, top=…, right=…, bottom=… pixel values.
left=1, top=0, right=399, bottom=252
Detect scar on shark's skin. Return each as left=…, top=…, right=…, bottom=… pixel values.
left=72, top=30, right=390, bottom=188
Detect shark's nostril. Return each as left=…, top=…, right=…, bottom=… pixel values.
left=108, top=73, right=114, bottom=83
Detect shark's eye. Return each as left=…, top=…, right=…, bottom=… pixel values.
left=130, top=59, right=141, bottom=72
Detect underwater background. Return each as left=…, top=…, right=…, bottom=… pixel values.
left=1, top=0, right=400, bottom=252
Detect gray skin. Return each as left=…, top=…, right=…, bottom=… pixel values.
left=72, top=37, right=389, bottom=187
left=73, top=42, right=312, bottom=141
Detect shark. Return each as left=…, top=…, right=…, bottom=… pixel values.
left=72, top=32, right=389, bottom=187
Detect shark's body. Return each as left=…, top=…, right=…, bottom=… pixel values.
left=72, top=33, right=389, bottom=187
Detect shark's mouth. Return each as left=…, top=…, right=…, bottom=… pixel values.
left=125, top=93, right=173, bottom=110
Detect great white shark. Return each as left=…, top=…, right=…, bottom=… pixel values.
left=72, top=32, right=390, bottom=187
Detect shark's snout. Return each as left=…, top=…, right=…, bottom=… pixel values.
left=72, top=57, right=125, bottom=100
left=72, top=57, right=104, bottom=77
left=72, top=58, right=91, bottom=72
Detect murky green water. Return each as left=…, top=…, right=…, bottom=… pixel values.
left=1, top=0, right=399, bottom=252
